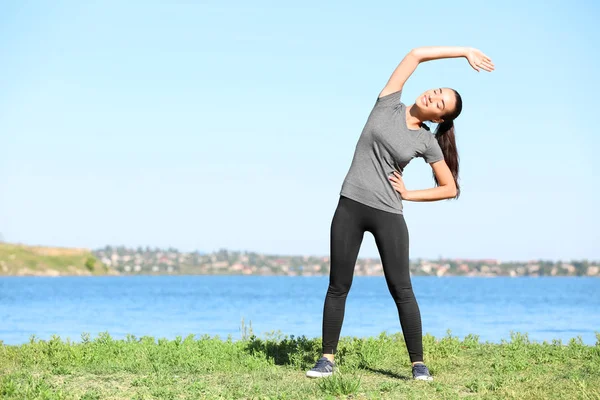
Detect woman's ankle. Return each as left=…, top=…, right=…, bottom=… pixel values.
left=323, top=354, right=335, bottom=362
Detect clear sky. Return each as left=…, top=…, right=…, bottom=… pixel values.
left=1, top=1, right=598, bottom=261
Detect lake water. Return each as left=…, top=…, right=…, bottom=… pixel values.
left=0, top=276, right=598, bottom=346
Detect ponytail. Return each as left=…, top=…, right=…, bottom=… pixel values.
left=433, top=120, right=460, bottom=199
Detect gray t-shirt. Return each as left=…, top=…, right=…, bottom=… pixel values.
left=340, top=90, right=444, bottom=214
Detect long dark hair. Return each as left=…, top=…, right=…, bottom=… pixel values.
left=433, top=89, right=462, bottom=199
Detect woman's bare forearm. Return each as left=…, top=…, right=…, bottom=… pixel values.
left=410, top=46, right=470, bottom=63
left=401, top=185, right=457, bottom=202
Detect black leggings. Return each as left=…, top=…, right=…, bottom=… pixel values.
left=322, top=196, right=424, bottom=363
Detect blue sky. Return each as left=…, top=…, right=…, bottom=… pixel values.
left=1, top=1, right=598, bottom=261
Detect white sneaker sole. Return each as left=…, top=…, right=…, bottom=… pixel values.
left=306, top=370, right=333, bottom=378
left=414, top=375, right=433, bottom=381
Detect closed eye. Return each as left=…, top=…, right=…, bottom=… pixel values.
left=433, top=89, right=445, bottom=109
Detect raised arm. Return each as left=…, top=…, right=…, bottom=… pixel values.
left=379, top=46, right=494, bottom=98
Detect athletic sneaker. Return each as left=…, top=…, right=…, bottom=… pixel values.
left=412, top=363, right=433, bottom=381
left=306, top=356, right=335, bottom=378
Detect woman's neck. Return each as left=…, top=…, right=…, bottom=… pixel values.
left=405, top=104, right=425, bottom=130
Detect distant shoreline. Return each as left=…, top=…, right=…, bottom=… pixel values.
left=1, top=273, right=598, bottom=278
left=2, top=242, right=599, bottom=277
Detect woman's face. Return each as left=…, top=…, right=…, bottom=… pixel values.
left=415, top=87, right=457, bottom=123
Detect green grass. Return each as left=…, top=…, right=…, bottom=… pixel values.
left=0, top=243, right=112, bottom=276
left=1, top=330, right=599, bottom=399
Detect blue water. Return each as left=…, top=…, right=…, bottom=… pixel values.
left=0, top=276, right=598, bottom=345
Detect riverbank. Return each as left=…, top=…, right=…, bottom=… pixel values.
left=1, top=331, right=598, bottom=399
left=0, top=243, right=117, bottom=276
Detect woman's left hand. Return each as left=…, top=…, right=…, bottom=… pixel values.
left=465, top=48, right=494, bottom=72
left=389, top=171, right=407, bottom=198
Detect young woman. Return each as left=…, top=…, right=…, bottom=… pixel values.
left=306, top=46, right=494, bottom=381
